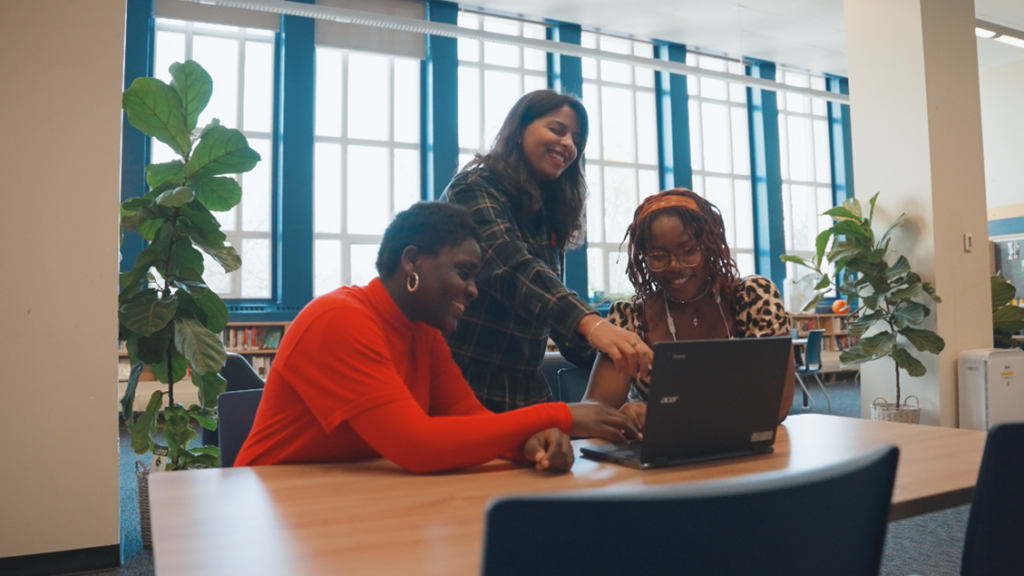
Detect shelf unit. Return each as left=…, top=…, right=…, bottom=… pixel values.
left=790, top=313, right=855, bottom=352
left=117, top=317, right=290, bottom=381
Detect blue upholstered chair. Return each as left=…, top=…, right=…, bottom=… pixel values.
left=217, top=388, right=264, bottom=468
left=201, top=353, right=265, bottom=447
left=482, top=445, right=899, bottom=576
left=797, top=329, right=831, bottom=413
left=960, top=422, right=1024, bottom=576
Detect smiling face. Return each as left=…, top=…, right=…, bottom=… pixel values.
left=646, top=214, right=708, bottom=301
left=519, top=105, right=580, bottom=182
left=408, top=239, right=482, bottom=334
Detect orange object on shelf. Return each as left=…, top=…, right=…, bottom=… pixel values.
left=832, top=299, right=850, bottom=314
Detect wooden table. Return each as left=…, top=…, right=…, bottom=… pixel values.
left=149, top=414, right=987, bottom=576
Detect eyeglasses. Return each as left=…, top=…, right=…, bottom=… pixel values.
left=643, top=247, right=701, bottom=271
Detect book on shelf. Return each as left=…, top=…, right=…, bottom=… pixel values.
left=262, top=327, right=284, bottom=349
left=251, top=355, right=270, bottom=379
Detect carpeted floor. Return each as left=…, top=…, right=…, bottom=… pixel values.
left=90, top=374, right=967, bottom=576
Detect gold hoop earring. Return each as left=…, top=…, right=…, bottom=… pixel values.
left=407, top=272, right=419, bottom=292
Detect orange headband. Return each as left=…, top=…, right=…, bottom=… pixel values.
left=636, top=194, right=699, bottom=221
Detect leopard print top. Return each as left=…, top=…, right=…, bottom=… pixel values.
left=606, top=275, right=791, bottom=402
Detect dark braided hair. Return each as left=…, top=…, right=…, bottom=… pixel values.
left=624, top=189, right=741, bottom=335
left=461, top=89, right=589, bottom=250
left=376, top=202, right=482, bottom=278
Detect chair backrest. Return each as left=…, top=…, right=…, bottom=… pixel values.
left=792, top=329, right=805, bottom=367
left=557, top=367, right=590, bottom=404
left=203, top=353, right=266, bottom=446
left=961, top=422, right=1024, bottom=576
left=482, top=445, right=899, bottom=576
left=804, top=329, right=825, bottom=368
left=218, top=388, right=264, bottom=468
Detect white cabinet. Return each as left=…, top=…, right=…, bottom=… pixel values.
left=959, top=348, right=1024, bottom=430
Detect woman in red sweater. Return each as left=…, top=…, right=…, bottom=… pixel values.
left=235, top=202, right=639, bottom=473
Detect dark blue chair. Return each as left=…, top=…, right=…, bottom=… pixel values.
left=482, top=445, right=899, bottom=576
left=202, top=353, right=265, bottom=447
left=557, top=366, right=590, bottom=404
left=797, top=329, right=831, bottom=413
left=960, top=422, right=1024, bottom=576
left=217, top=388, right=264, bottom=468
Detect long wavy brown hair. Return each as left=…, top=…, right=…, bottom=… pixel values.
left=461, top=89, right=589, bottom=250
left=624, top=189, right=741, bottom=334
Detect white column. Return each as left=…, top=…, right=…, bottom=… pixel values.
left=844, top=0, right=992, bottom=426
left=0, top=1, right=124, bottom=557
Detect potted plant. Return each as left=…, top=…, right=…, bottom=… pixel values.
left=119, top=59, right=260, bottom=543
left=991, top=274, right=1024, bottom=348
left=781, top=193, right=945, bottom=424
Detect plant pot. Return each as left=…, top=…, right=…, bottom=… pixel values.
left=136, top=461, right=152, bottom=550
left=870, top=395, right=921, bottom=424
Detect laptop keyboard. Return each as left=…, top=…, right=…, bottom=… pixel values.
left=604, top=444, right=642, bottom=459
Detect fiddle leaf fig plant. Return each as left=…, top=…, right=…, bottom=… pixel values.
left=119, top=60, right=260, bottom=470
left=992, top=274, right=1024, bottom=348
left=781, top=192, right=945, bottom=408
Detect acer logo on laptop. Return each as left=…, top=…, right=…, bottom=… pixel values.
left=660, top=395, right=679, bottom=404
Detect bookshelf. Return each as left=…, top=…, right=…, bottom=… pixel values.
left=220, top=321, right=291, bottom=379
left=118, top=321, right=291, bottom=410
left=790, top=313, right=854, bottom=352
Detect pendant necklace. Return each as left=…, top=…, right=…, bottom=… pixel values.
left=663, top=280, right=711, bottom=340
left=663, top=280, right=734, bottom=341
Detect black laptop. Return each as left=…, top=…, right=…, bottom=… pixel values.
left=580, top=336, right=791, bottom=469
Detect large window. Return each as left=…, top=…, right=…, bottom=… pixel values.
left=457, top=11, right=548, bottom=166
left=129, top=7, right=852, bottom=316
left=686, top=53, right=755, bottom=279
left=312, top=48, right=421, bottom=296
left=581, top=32, right=660, bottom=302
left=778, top=70, right=834, bottom=311
left=151, top=18, right=276, bottom=299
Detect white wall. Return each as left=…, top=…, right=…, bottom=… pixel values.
left=980, top=58, right=1024, bottom=218
left=0, top=0, right=125, bottom=558
left=845, top=0, right=993, bottom=426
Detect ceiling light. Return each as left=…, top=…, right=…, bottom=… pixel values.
left=976, top=28, right=997, bottom=38
left=995, top=35, right=1024, bottom=49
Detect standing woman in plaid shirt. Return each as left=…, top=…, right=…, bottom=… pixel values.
left=443, top=90, right=653, bottom=413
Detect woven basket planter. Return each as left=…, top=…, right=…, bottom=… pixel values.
left=870, top=395, right=921, bottom=424
left=136, top=461, right=152, bottom=550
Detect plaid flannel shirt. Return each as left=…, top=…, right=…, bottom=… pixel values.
left=442, top=168, right=596, bottom=412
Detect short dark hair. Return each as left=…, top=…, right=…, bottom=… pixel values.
left=462, top=89, right=589, bottom=250
left=376, top=202, right=482, bottom=278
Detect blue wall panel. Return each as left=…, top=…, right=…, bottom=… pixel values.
left=654, top=42, right=691, bottom=191
left=827, top=76, right=854, bottom=206
left=276, top=6, right=316, bottom=315
left=549, top=23, right=588, bottom=298
left=120, top=0, right=154, bottom=274
left=746, top=60, right=786, bottom=292
left=423, top=1, right=459, bottom=200
left=990, top=217, right=1024, bottom=237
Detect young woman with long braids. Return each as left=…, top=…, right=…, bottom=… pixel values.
left=582, top=189, right=796, bottom=429
left=443, top=90, right=652, bottom=413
